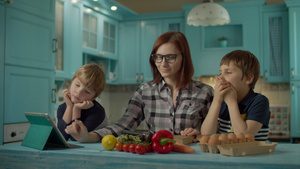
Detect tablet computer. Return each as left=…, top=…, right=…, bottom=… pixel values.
left=22, top=112, right=82, bottom=150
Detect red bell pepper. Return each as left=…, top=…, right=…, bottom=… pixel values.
left=151, top=130, right=176, bottom=154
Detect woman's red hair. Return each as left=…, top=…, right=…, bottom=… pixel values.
left=150, top=31, right=194, bottom=89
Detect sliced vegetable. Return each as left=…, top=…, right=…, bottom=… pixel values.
left=172, top=142, right=195, bottom=153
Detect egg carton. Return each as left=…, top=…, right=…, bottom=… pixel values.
left=198, top=141, right=277, bottom=156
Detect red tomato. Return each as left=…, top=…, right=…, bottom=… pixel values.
left=129, top=143, right=136, bottom=153
left=115, top=142, right=123, bottom=151
left=122, top=143, right=130, bottom=152
left=135, top=144, right=147, bottom=155
left=146, top=144, right=151, bottom=152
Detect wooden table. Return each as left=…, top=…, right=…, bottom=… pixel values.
left=0, top=142, right=300, bottom=169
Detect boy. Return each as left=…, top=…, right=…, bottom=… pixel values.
left=57, top=63, right=106, bottom=141
left=201, top=50, right=270, bottom=141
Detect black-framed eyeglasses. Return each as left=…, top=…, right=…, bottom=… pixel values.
left=151, top=53, right=181, bottom=63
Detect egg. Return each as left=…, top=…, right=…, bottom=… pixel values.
left=227, top=133, right=238, bottom=144
left=236, top=133, right=246, bottom=143
left=199, top=135, right=210, bottom=144
left=219, top=134, right=229, bottom=144
left=207, top=134, right=221, bottom=145
left=245, top=133, right=255, bottom=142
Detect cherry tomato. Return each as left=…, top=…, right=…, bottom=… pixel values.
left=146, top=144, right=152, bottom=152
left=135, top=144, right=147, bottom=155
left=129, top=143, right=136, bottom=153
left=115, top=142, right=123, bottom=151
left=122, top=143, right=130, bottom=152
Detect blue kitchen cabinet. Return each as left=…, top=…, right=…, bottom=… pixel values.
left=286, top=0, right=300, bottom=141
left=262, top=5, right=289, bottom=83
left=82, top=7, right=99, bottom=55
left=163, top=18, right=184, bottom=33
left=5, top=5, right=55, bottom=70
left=118, top=21, right=141, bottom=84
left=82, top=6, right=119, bottom=60
left=101, top=15, right=119, bottom=60
left=1, top=0, right=55, bottom=144
left=118, top=17, right=183, bottom=84
left=55, top=0, right=82, bottom=79
left=183, top=0, right=265, bottom=77
left=290, top=81, right=300, bottom=140
left=4, top=66, right=55, bottom=123
left=0, top=2, right=5, bottom=145
left=119, top=19, right=163, bottom=84
left=81, top=5, right=119, bottom=84
left=140, top=19, right=163, bottom=83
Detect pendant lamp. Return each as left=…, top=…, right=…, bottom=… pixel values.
left=187, top=0, right=230, bottom=26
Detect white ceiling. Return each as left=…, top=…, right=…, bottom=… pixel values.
left=114, top=0, right=284, bottom=14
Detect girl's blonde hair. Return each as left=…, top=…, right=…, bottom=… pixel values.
left=72, top=63, right=106, bottom=98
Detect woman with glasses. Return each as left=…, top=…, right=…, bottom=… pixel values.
left=65, top=31, right=214, bottom=143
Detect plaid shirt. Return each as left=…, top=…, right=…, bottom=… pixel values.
left=95, top=80, right=213, bottom=138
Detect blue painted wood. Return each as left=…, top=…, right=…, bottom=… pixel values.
left=262, top=5, right=289, bottom=82
left=118, top=21, right=141, bottom=84
left=286, top=0, right=300, bottom=138
left=55, top=1, right=83, bottom=79
left=101, top=14, right=119, bottom=60
left=0, top=3, right=5, bottom=145
left=4, top=66, right=55, bottom=123
left=290, top=82, right=300, bottom=138
left=140, top=19, right=163, bottom=83
left=287, top=2, right=300, bottom=80
left=0, top=142, right=300, bottom=169
left=5, top=7, right=55, bottom=70
left=12, top=0, right=55, bottom=21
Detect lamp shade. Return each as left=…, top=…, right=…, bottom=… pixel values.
left=187, top=2, right=230, bottom=26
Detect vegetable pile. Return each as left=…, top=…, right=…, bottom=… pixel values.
left=115, top=132, right=152, bottom=155
left=101, top=130, right=195, bottom=155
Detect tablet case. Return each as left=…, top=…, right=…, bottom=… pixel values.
left=22, top=112, right=69, bottom=150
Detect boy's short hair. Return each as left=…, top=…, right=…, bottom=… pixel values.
left=220, top=50, right=260, bottom=89
left=72, top=63, right=106, bottom=98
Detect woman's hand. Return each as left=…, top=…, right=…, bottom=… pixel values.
left=65, top=120, right=89, bottom=142
left=180, top=128, right=200, bottom=142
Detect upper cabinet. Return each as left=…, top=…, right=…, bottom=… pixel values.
left=5, top=0, right=55, bottom=70
left=262, top=5, right=289, bottom=83
left=82, top=7, right=119, bottom=60
left=118, top=17, right=184, bottom=84
left=183, top=0, right=265, bottom=77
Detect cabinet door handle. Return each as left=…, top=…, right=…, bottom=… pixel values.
left=140, top=73, right=144, bottom=82
left=291, top=68, right=294, bottom=79
left=291, top=84, right=295, bottom=94
left=52, top=38, right=57, bottom=53
left=264, top=71, right=268, bottom=80
left=52, top=89, right=56, bottom=103
left=136, top=73, right=139, bottom=83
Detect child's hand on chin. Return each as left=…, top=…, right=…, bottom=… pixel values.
left=74, top=100, right=94, bottom=110
left=63, top=89, right=73, bottom=106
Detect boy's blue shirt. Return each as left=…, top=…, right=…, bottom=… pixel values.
left=57, top=100, right=106, bottom=141
left=218, top=89, right=270, bottom=141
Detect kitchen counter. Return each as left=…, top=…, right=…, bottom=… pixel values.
left=0, top=142, right=300, bottom=169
